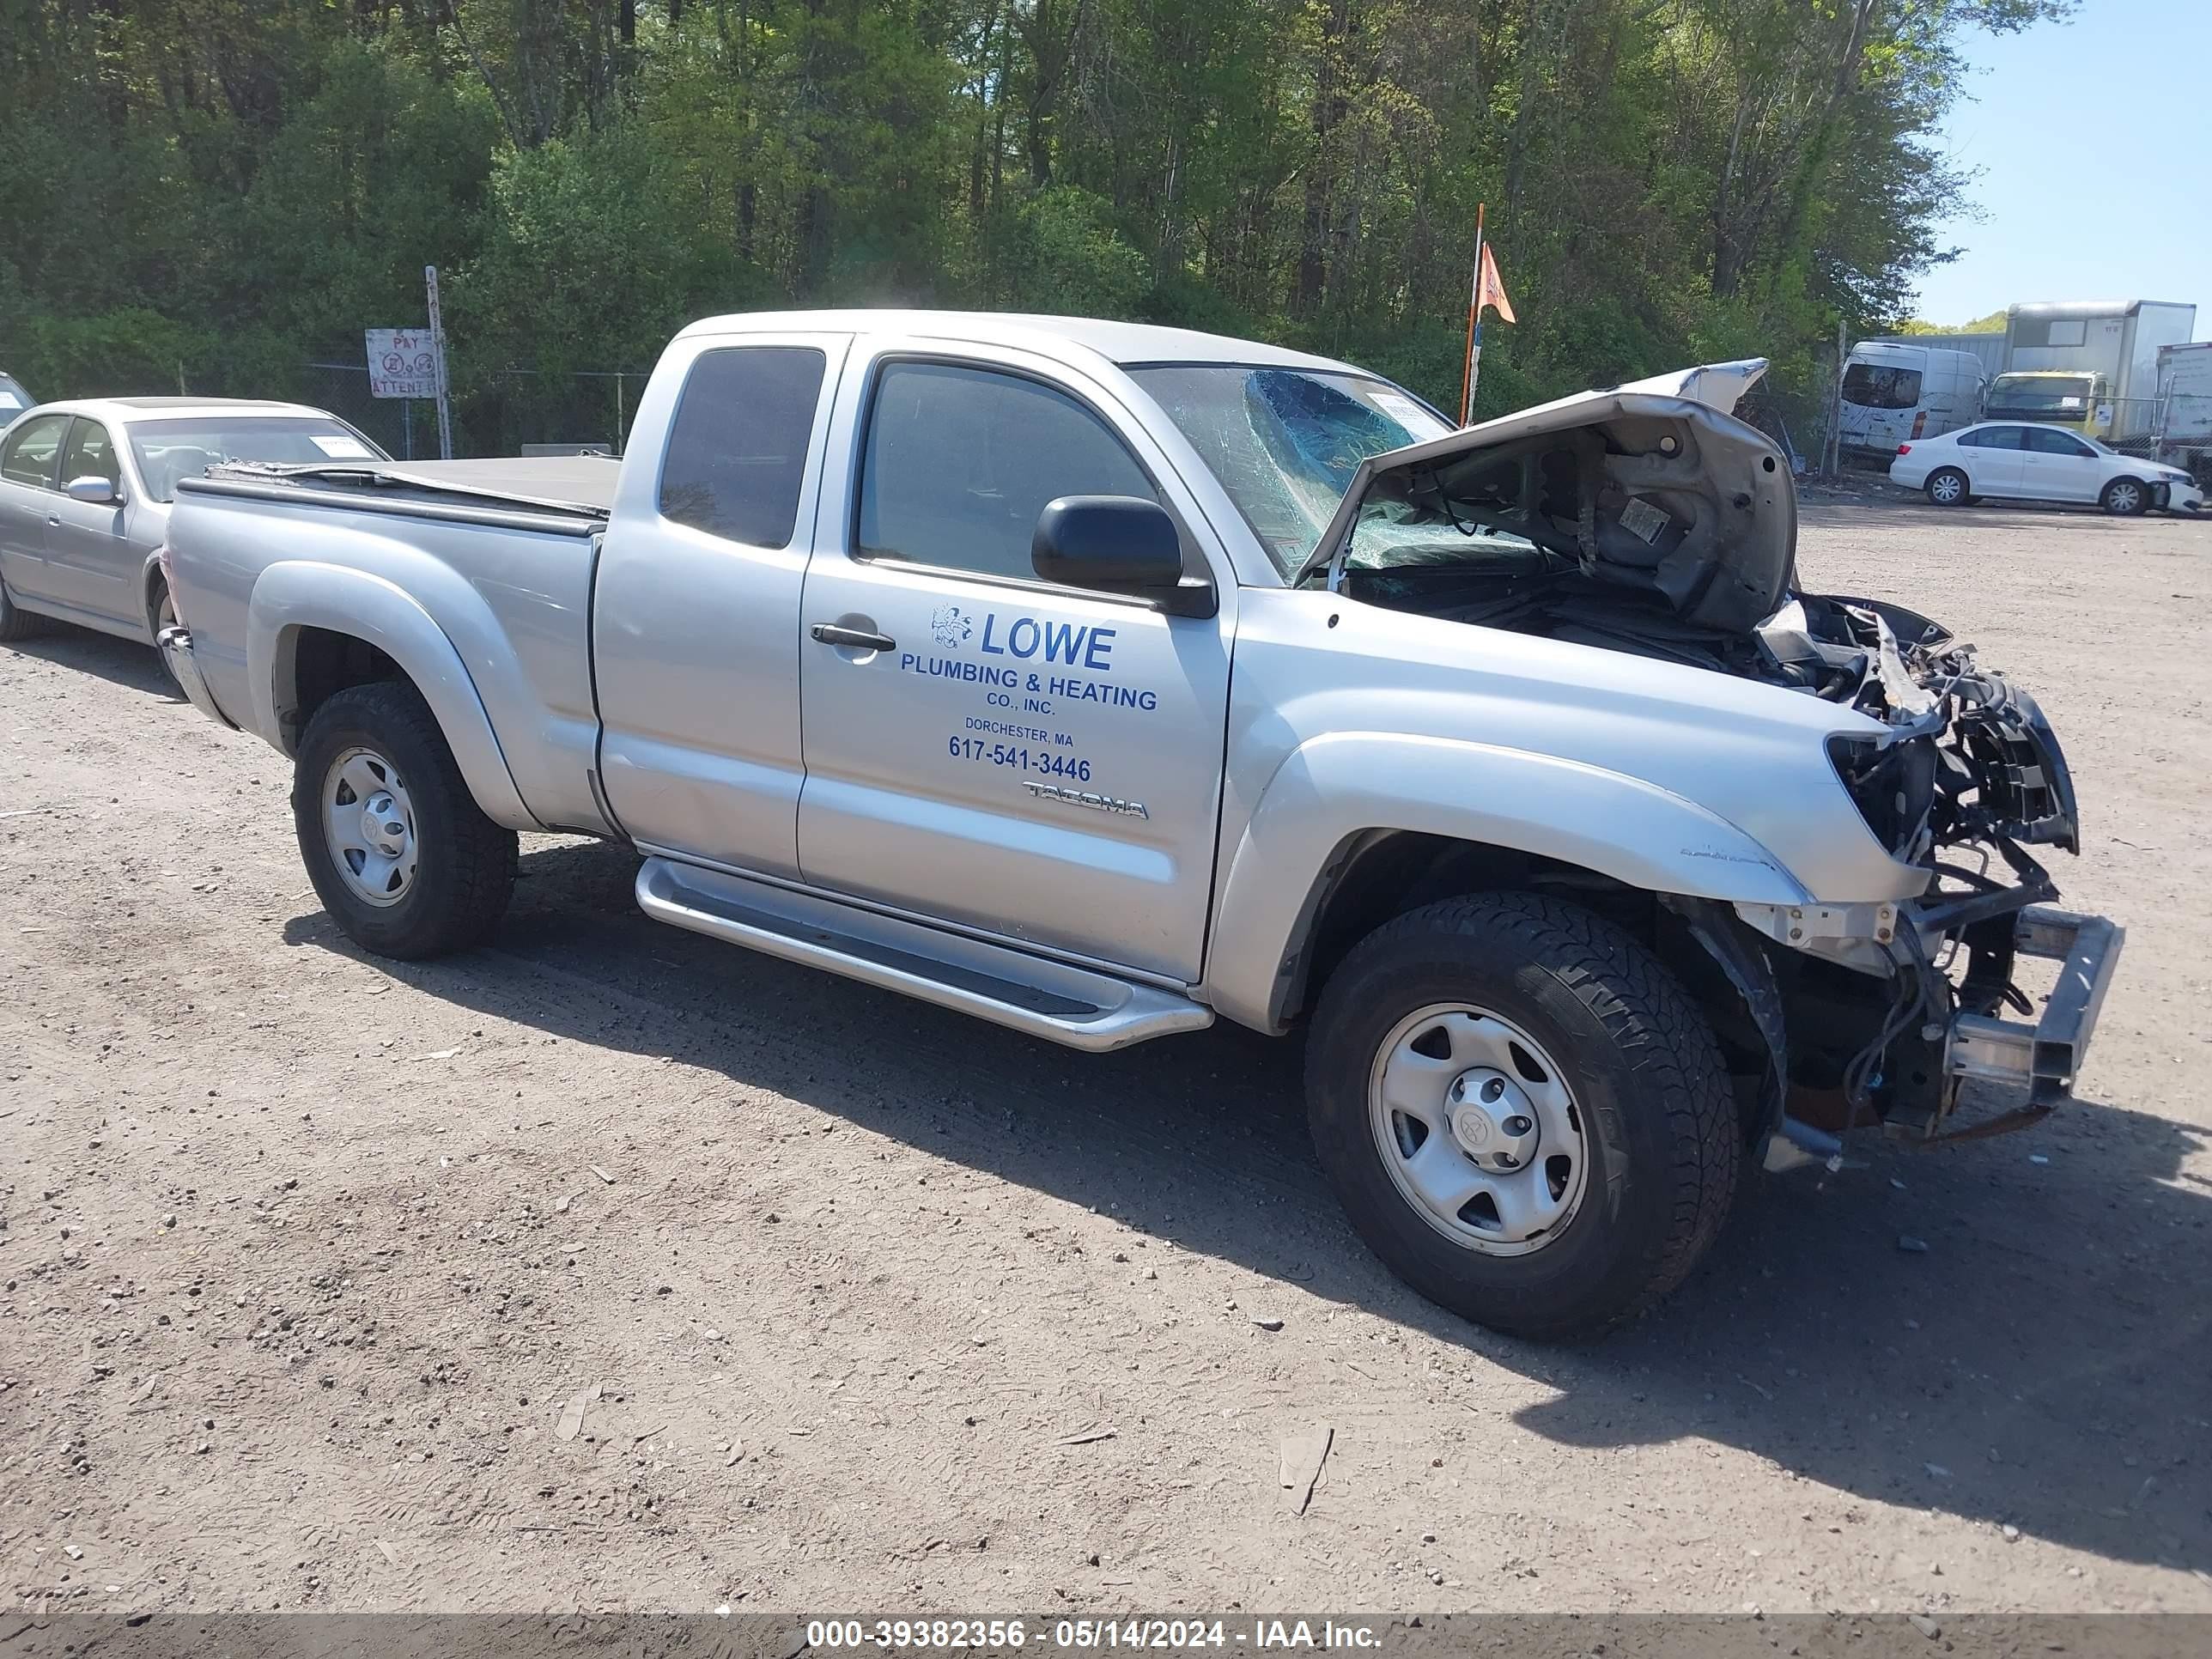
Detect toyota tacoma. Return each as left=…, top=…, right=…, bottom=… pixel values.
left=146, top=312, right=2124, bottom=1340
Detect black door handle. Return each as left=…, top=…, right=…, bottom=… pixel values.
left=810, top=623, right=896, bottom=651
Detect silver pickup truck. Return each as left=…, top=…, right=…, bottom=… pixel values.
left=156, top=310, right=2123, bottom=1340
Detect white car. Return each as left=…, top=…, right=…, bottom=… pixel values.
left=1889, top=420, right=2204, bottom=515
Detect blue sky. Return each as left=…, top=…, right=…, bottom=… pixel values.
left=1910, top=0, right=2209, bottom=333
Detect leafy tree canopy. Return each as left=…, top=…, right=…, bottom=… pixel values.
left=0, top=0, right=2073, bottom=449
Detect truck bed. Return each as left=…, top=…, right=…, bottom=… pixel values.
left=167, top=449, right=614, bottom=839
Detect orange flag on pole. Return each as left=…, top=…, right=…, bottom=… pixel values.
left=1474, top=240, right=1516, bottom=324
left=1462, top=206, right=1516, bottom=424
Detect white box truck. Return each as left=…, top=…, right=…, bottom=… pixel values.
left=1990, top=300, right=2196, bottom=441
left=2154, top=340, right=2212, bottom=490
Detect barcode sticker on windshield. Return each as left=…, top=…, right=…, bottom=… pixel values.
left=311, top=434, right=375, bottom=459
left=0, top=393, right=21, bottom=411
left=1369, top=391, right=1452, bottom=441
left=1619, top=495, right=1670, bottom=544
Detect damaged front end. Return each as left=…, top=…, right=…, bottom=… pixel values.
left=1734, top=592, right=2124, bottom=1147
left=1296, top=362, right=2124, bottom=1149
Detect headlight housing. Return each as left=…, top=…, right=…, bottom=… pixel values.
left=1827, top=733, right=1936, bottom=862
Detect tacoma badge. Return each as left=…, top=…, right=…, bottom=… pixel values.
left=1022, top=780, right=1149, bottom=820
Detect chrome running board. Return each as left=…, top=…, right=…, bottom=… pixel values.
left=635, top=856, right=1213, bottom=1053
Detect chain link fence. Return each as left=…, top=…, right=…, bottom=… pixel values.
left=292, top=362, right=647, bottom=459
left=1983, top=393, right=2164, bottom=446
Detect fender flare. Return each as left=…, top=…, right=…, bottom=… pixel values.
left=246, top=561, right=536, bottom=830
left=1202, top=732, right=1812, bottom=1032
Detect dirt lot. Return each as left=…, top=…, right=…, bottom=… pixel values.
left=3, top=500, right=2209, bottom=1620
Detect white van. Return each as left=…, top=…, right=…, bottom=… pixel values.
left=1838, top=343, right=1988, bottom=464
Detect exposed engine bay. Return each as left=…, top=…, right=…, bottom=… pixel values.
left=1300, top=373, right=2100, bottom=1141
left=1740, top=591, right=2086, bottom=1139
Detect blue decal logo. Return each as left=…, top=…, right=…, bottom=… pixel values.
left=932, top=605, right=973, bottom=650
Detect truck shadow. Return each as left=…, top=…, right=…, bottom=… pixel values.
left=10, top=621, right=179, bottom=699
left=285, top=836, right=2211, bottom=1577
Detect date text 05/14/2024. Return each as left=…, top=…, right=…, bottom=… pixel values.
left=802, top=1619, right=1384, bottom=1650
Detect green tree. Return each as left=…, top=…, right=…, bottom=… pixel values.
left=0, top=0, right=2080, bottom=444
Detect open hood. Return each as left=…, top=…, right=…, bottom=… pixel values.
left=1612, top=356, right=1773, bottom=411
left=1293, top=358, right=1796, bottom=635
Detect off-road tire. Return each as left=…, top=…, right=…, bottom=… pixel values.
left=2100, top=477, right=2147, bottom=517
left=1923, top=467, right=1969, bottom=507
left=293, top=680, right=517, bottom=958
left=1305, top=891, right=1740, bottom=1342
left=0, top=573, right=42, bottom=642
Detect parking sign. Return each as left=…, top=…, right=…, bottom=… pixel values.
left=366, top=328, right=440, bottom=399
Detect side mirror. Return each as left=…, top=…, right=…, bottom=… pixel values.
left=65, top=475, right=118, bottom=506
left=1031, top=495, right=1215, bottom=617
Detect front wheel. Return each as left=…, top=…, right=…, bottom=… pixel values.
left=1305, top=891, right=1740, bottom=1341
left=2100, top=477, right=2147, bottom=517
left=1924, top=467, right=1969, bottom=507
left=292, top=680, right=518, bottom=958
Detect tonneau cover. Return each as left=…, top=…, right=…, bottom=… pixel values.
left=198, top=453, right=619, bottom=518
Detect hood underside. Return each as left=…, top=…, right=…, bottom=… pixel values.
left=1298, top=358, right=1796, bottom=637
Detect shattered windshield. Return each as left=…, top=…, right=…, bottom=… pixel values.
left=1128, top=365, right=1459, bottom=577
left=1841, top=362, right=1923, bottom=410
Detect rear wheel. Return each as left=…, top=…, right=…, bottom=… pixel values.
left=1304, top=891, right=1740, bottom=1341
left=147, top=580, right=180, bottom=687
left=1924, top=467, right=1969, bottom=507
left=0, top=572, right=41, bottom=642
left=2100, top=477, right=2147, bottom=517
left=292, top=680, right=517, bottom=958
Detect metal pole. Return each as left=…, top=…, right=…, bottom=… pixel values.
left=425, top=264, right=455, bottom=460
left=1827, top=315, right=1846, bottom=479
left=1461, top=203, right=1486, bottom=427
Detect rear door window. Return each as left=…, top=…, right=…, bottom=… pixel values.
left=1, top=412, right=69, bottom=488
left=1961, top=426, right=2025, bottom=450
left=659, top=347, right=829, bottom=549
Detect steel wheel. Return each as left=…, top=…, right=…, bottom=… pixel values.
left=321, top=746, right=419, bottom=908
left=1367, top=1002, right=1589, bottom=1258
left=2102, top=478, right=2143, bottom=516
left=1926, top=468, right=1966, bottom=506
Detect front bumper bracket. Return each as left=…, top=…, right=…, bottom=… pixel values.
left=1944, top=905, right=2124, bottom=1120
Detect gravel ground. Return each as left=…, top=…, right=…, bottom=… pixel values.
left=3, top=500, right=2209, bottom=1618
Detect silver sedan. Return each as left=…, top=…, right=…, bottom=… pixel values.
left=0, top=397, right=389, bottom=661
